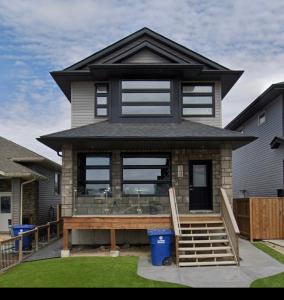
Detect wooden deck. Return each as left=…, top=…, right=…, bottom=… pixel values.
left=63, top=214, right=221, bottom=251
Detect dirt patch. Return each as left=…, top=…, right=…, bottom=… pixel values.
left=71, top=244, right=150, bottom=257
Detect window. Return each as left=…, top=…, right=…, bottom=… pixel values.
left=258, top=112, right=266, bottom=125
left=95, top=83, right=109, bottom=117
left=54, top=172, right=61, bottom=195
left=182, top=83, right=214, bottom=117
left=0, top=196, right=11, bottom=214
left=121, top=80, right=171, bottom=116
left=122, top=154, right=171, bottom=196
left=78, top=154, right=111, bottom=196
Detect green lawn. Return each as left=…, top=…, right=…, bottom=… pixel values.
left=0, top=257, right=185, bottom=288
left=250, top=242, right=284, bottom=288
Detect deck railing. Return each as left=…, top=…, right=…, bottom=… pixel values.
left=0, top=219, right=63, bottom=272
left=220, top=187, right=240, bottom=265
left=169, top=187, right=181, bottom=265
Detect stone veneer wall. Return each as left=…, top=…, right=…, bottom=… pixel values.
left=61, top=144, right=233, bottom=217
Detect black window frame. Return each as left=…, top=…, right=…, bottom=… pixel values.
left=121, top=153, right=171, bottom=196
left=120, top=80, right=173, bottom=117
left=95, top=83, right=109, bottom=118
left=77, top=153, right=112, bottom=196
left=181, top=82, right=215, bottom=117
left=0, top=195, right=11, bottom=214
left=54, top=172, right=61, bottom=195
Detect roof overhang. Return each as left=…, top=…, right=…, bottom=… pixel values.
left=38, top=136, right=256, bottom=152
left=226, top=83, right=284, bottom=130
left=0, top=169, right=47, bottom=180
left=51, top=66, right=243, bottom=102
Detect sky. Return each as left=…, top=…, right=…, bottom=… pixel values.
left=0, top=0, right=284, bottom=163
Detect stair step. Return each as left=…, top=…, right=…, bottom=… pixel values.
left=179, top=253, right=234, bottom=259
left=179, top=239, right=229, bottom=244
left=181, top=227, right=225, bottom=231
left=181, top=233, right=227, bottom=237
left=179, top=261, right=237, bottom=267
left=180, top=220, right=223, bottom=225
left=178, top=246, right=231, bottom=251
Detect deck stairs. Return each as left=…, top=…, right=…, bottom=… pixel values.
left=177, top=215, right=237, bottom=267
left=169, top=188, right=239, bottom=267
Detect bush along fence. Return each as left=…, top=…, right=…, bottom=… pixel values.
left=0, top=219, right=63, bottom=272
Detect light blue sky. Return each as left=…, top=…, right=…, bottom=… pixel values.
left=0, top=0, right=284, bottom=162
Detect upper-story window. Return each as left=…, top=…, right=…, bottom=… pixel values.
left=121, top=80, right=172, bottom=116
left=95, top=83, right=109, bottom=117
left=182, top=83, right=214, bottom=117
left=258, top=112, right=266, bottom=126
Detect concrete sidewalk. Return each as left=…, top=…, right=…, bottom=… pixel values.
left=25, top=239, right=63, bottom=262
left=138, top=239, right=284, bottom=288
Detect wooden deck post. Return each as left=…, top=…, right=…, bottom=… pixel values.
left=35, top=228, right=39, bottom=252
left=110, top=229, right=116, bottom=251
left=63, top=229, right=70, bottom=250
left=18, top=236, right=23, bottom=262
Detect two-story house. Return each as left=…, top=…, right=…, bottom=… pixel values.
left=39, top=28, right=255, bottom=267
left=226, top=82, right=284, bottom=197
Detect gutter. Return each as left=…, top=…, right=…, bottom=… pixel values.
left=20, top=177, right=36, bottom=225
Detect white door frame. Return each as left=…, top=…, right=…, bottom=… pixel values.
left=0, top=192, right=12, bottom=233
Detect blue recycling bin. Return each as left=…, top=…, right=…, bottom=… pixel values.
left=12, top=225, right=35, bottom=251
left=147, top=229, right=173, bottom=266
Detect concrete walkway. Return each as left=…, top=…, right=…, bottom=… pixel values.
left=25, top=239, right=63, bottom=262
left=138, top=239, right=284, bottom=288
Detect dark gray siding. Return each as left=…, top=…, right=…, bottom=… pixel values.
left=27, top=164, right=61, bottom=224
left=121, top=48, right=171, bottom=64
left=232, top=94, right=284, bottom=197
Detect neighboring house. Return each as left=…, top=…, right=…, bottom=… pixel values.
left=226, top=82, right=284, bottom=197
left=0, top=136, right=61, bottom=232
left=39, top=28, right=255, bottom=266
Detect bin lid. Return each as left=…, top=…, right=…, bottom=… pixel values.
left=12, top=224, right=35, bottom=230
left=147, top=229, right=173, bottom=236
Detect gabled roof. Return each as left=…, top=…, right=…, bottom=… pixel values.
left=0, top=136, right=61, bottom=178
left=64, top=28, right=229, bottom=71
left=50, top=27, right=243, bottom=101
left=226, top=82, right=284, bottom=130
left=38, top=120, right=256, bottom=151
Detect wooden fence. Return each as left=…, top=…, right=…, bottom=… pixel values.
left=0, top=219, right=63, bottom=272
left=233, top=197, right=284, bottom=241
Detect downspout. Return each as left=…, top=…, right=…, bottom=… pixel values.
left=20, top=177, right=36, bottom=225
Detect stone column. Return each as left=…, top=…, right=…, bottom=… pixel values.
left=61, top=144, right=74, bottom=217
left=220, top=144, right=233, bottom=206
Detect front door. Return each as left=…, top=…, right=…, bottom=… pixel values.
left=0, top=194, right=12, bottom=232
left=189, top=161, right=212, bottom=210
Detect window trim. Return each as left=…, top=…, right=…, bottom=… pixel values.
left=120, top=80, right=173, bottom=117
left=181, top=82, right=215, bottom=118
left=78, top=153, right=112, bottom=196
left=258, top=111, right=266, bottom=126
left=95, top=83, right=109, bottom=118
left=121, top=153, right=172, bottom=196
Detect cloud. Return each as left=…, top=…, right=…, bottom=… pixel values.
left=0, top=0, right=284, bottom=161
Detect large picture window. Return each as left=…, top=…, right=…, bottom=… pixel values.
left=121, top=80, right=172, bottom=116
left=78, top=154, right=111, bottom=196
left=182, top=83, right=214, bottom=117
left=122, top=153, right=171, bottom=196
